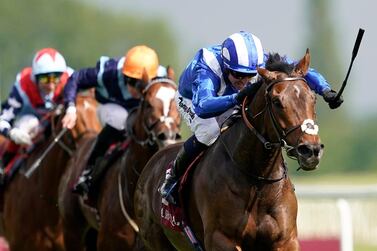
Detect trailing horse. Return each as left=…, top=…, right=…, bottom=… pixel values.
left=0, top=92, right=101, bottom=251
left=59, top=69, right=181, bottom=250
left=134, top=50, right=324, bottom=251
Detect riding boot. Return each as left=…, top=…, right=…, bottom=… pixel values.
left=72, top=125, right=125, bottom=196
left=160, top=135, right=207, bottom=203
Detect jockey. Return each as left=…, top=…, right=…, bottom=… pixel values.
left=62, top=45, right=160, bottom=196
left=160, top=31, right=344, bottom=201
left=0, top=48, right=73, bottom=184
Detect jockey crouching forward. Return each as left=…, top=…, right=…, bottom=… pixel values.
left=62, top=45, right=161, bottom=196
left=0, top=48, right=72, bottom=186
left=160, top=31, right=344, bottom=203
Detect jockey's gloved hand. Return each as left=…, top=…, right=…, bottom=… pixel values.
left=62, top=105, right=77, bottom=129
left=235, top=83, right=261, bottom=105
left=323, top=89, right=344, bottom=109
left=9, top=128, right=32, bottom=146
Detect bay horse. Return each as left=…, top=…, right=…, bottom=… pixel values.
left=134, top=50, right=324, bottom=250
left=1, top=91, right=101, bottom=251
left=58, top=68, right=181, bottom=250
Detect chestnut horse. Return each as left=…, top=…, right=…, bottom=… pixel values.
left=134, top=50, right=324, bottom=250
left=1, top=92, right=101, bottom=251
left=59, top=69, right=181, bottom=250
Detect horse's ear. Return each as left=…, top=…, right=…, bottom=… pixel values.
left=88, top=88, right=95, bottom=98
left=142, top=68, right=149, bottom=85
left=257, top=67, right=278, bottom=81
left=135, top=68, right=149, bottom=94
left=293, top=48, right=310, bottom=77
left=167, top=66, right=175, bottom=80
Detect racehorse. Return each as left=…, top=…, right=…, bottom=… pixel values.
left=59, top=68, right=181, bottom=250
left=134, top=50, right=324, bottom=250
left=1, top=91, right=101, bottom=251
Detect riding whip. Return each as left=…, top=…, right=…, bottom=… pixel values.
left=25, top=127, right=68, bottom=178
left=335, top=28, right=365, bottom=100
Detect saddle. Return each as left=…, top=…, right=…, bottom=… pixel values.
left=80, top=108, right=138, bottom=207
left=0, top=131, right=48, bottom=212
left=1, top=130, right=48, bottom=186
left=160, top=113, right=241, bottom=250
left=160, top=151, right=205, bottom=250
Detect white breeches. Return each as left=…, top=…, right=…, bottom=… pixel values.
left=97, top=103, right=129, bottom=131
left=176, top=92, right=235, bottom=146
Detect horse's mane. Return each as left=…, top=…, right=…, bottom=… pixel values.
left=265, top=53, right=294, bottom=75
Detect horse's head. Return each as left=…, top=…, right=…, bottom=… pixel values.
left=134, top=67, right=181, bottom=148
left=249, top=49, right=323, bottom=171
left=70, top=90, right=102, bottom=139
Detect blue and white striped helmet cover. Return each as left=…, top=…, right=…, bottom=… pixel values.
left=221, top=31, right=264, bottom=73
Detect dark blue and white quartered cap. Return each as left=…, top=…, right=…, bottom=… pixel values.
left=221, top=31, right=264, bottom=74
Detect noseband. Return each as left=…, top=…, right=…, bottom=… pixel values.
left=242, top=77, right=317, bottom=157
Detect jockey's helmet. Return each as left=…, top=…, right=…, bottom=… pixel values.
left=32, top=48, right=67, bottom=77
left=221, top=31, right=264, bottom=74
left=122, top=45, right=159, bottom=80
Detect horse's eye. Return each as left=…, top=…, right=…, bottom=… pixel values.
left=272, top=97, right=284, bottom=109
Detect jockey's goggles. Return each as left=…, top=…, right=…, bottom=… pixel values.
left=229, top=69, right=257, bottom=80
left=36, top=72, right=62, bottom=85
left=125, top=76, right=141, bottom=88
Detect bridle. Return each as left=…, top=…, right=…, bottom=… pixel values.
left=25, top=102, right=98, bottom=178
left=129, top=78, right=179, bottom=147
left=242, top=77, right=314, bottom=158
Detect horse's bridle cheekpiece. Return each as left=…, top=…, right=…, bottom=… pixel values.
left=242, top=77, right=319, bottom=156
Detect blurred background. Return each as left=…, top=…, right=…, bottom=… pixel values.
left=0, top=0, right=376, bottom=250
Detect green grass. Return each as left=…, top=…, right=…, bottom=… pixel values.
left=355, top=243, right=377, bottom=251
left=290, top=171, right=377, bottom=185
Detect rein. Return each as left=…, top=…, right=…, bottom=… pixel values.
left=219, top=77, right=308, bottom=183
left=242, top=77, right=307, bottom=153
left=24, top=105, right=72, bottom=178
left=129, top=79, right=177, bottom=147
left=50, top=107, right=74, bottom=156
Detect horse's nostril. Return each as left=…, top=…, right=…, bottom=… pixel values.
left=297, top=144, right=312, bottom=157
left=157, top=133, right=167, bottom=141
left=297, top=143, right=323, bottom=158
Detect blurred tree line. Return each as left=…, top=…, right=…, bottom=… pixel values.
left=0, top=0, right=375, bottom=175
left=289, top=0, right=377, bottom=177
left=0, top=0, right=179, bottom=96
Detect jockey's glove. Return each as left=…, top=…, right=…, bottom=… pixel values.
left=235, top=82, right=262, bottom=105
left=9, top=128, right=32, bottom=146
left=323, top=89, right=344, bottom=109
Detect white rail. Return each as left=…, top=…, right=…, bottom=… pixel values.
left=296, top=184, right=377, bottom=251
left=296, top=184, right=377, bottom=199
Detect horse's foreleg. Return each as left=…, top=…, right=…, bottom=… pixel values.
left=205, top=230, right=241, bottom=251
left=272, top=237, right=300, bottom=251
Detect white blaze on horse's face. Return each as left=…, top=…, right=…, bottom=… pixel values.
left=301, top=119, right=319, bottom=135
left=293, top=85, right=300, bottom=98
left=156, top=86, right=176, bottom=116
left=83, top=100, right=92, bottom=110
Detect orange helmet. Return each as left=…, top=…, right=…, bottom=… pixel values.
left=122, top=45, right=159, bottom=80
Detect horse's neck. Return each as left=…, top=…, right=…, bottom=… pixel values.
left=221, top=119, right=283, bottom=177
left=122, top=144, right=156, bottom=198
left=127, top=110, right=158, bottom=178
left=34, top=134, right=72, bottom=197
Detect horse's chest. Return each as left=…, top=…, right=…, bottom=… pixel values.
left=242, top=206, right=286, bottom=243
